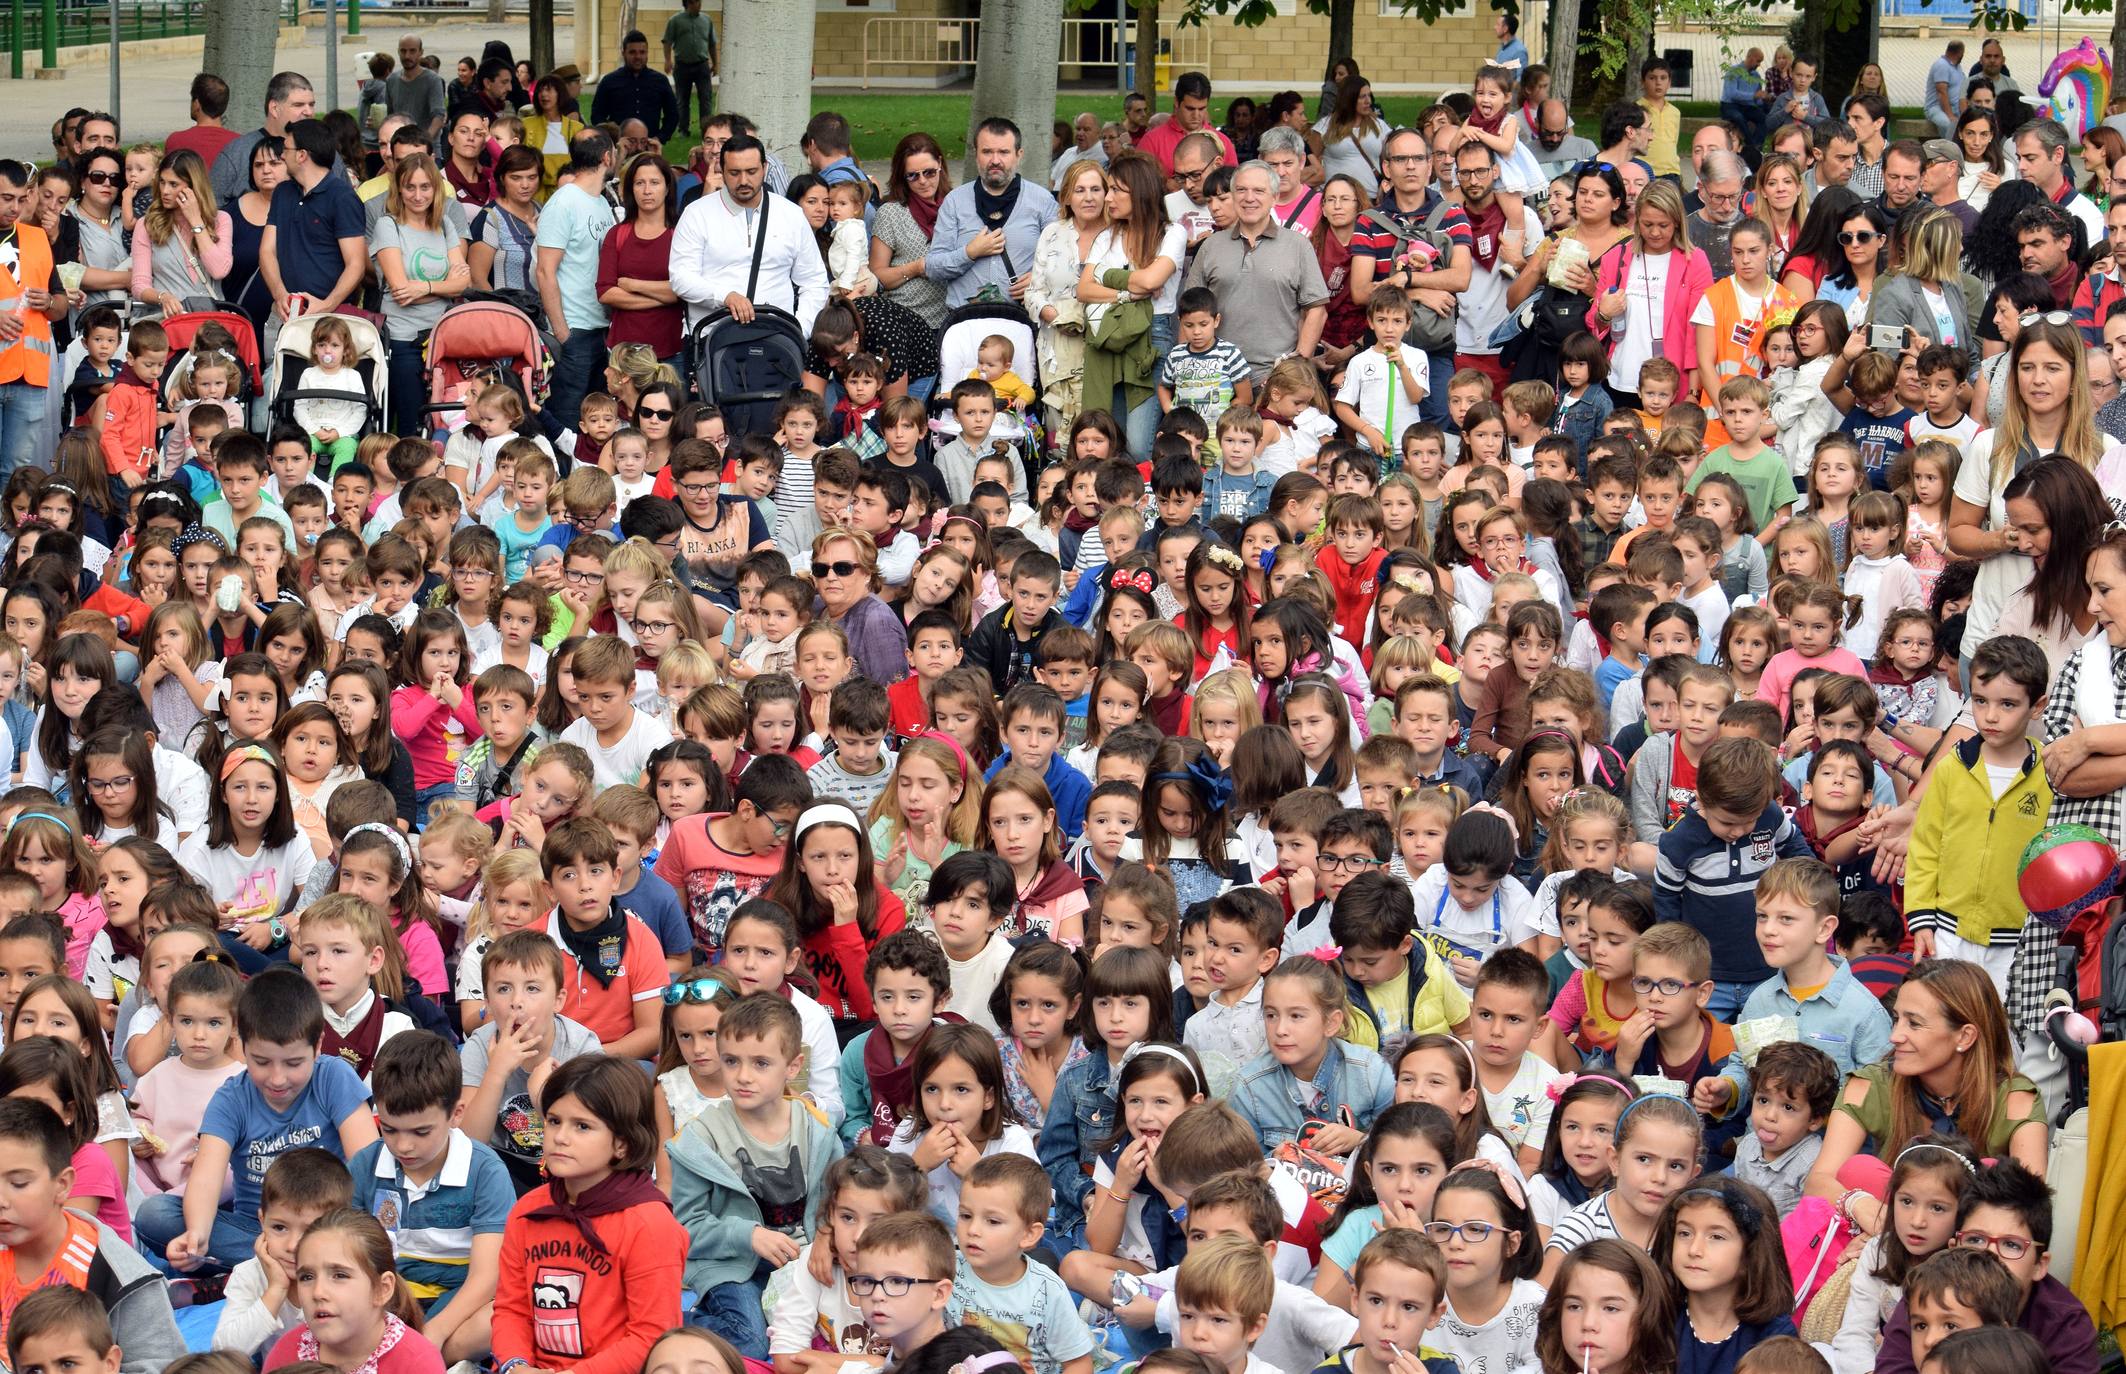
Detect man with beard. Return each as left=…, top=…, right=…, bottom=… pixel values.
left=1685, top=151, right=1747, bottom=279
left=670, top=132, right=828, bottom=336
left=1446, top=140, right=1540, bottom=399
left=924, top=118, right=1057, bottom=309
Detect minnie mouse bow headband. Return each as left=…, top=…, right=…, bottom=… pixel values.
left=1109, top=567, right=1156, bottom=596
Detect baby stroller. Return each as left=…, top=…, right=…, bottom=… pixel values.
left=160, top=306, right=263, bottom=405
left=423, top=296, right=552, bottom=438
left=690, top=303, right=807, bottom=439
left=267, top=311, right=388, bottom=442
left=931, top=299, right=1043, bottom=493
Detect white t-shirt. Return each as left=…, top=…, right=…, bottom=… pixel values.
left=173, top=832, right=318, bottom=920
left=1406, top=864, right=1540, bottom=967
left=560, top=710, right=674, bottom=789
left=1454, top=206, right=1545, bottom=356
left=1335, top=347, right=1428, bottom=443
left=1481, top=1049, right=1557, bottom=1156
left=1608, top=249, right=1672, bottom=391
left=1426, top=1277, right=1547, bottom=1374
left=1681, top=583, right=1730, bottom=657
left=945, top=936, right=1014, bottom=1035
left=1908, top=412, right=1979, bottom=449
left=1089, top=222, right=1188, bottom=316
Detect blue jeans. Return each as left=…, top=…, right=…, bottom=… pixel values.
left=415, top=780, right=455, bottom=830
left=692, top=1271, right=769, bottom=1360
left=1706, top=978, right=1755, bottom=1021
left=1720, top=100, right=1768, bottom=156
left=1117, top=312, right=1177, bottom=460
left=0, top=381, right=42, bottom=484
left=550, top=328, right=607, bottom=429
left=134, top=1194, right=262, bottom=1273
left=387, top=333, right=430, bottom=438
left=1422, top=350, right=1452, bottom=426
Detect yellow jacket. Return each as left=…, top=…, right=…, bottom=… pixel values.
left=1906, top=736, right=2052, bottom=948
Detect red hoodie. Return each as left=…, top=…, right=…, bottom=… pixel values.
left=97, top=366, right=159, bottom=481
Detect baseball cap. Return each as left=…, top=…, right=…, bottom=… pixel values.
left=1921, top=139, right=1961, bottom=165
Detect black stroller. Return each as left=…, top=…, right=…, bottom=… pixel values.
left=688, top=214, right=810, bottom=436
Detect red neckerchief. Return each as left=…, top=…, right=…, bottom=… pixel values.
left=1797, top=803, right=1865, bottom=859
left=1470, top=556, right=1495, bottom=583
left=1465, top=196, right=1506, bottom=271
left=1867, top=660, right=1930, bottom=689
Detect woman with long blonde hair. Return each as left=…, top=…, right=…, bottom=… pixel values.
left=373, top=151, right=470, bottom=434
left=133, top=148, right=230, bottom=314
left=1749, top=151, right=1809, bottom=272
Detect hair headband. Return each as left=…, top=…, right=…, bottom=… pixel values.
left=1445, top=1157, right=1527, bottom=1209
left=1463, top=800, right=1521, bottom=845
left=1672, top=1178, right=1767, bottom=1238
left=1613, top=1091, right=1691, bottom=1132
left=1893, top=1141, right=1977, bottom=1176
left=344, top=822, right=412, bottom=875
left=1203, top=544, right=1245, bottom=575
left=1150, top=752, right=1233, bottom=812
left=1445, top=1034, right=1480, bottom=1083
left=41, top=481, right=76, bottom=500
left=219, top=743, right=276, bottom=781
left=1118, top=1042, right=1201, bottom=1095
left=170, top=524, right=226, bottom=559
left=1544, top=1071, right=1635, bottom=1105
left=7, top=811, right=70, bottom=836
left=940, top=514, right=984, bottom=539
left=914, top=729, right=971, bottom=783
left=948, top=1354, right=1021, bottom=1374
left=795, top=803, right=860, bottom=841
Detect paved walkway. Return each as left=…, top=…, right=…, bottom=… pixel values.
left=0, top=16, right=557, bottom=160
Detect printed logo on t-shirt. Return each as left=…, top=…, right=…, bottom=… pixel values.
left=532, top=1267, right=586, bottom=1356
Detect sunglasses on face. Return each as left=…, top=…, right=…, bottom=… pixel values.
left=1837, top=230, right=1880, bottom=246
left=813, top=560, right=862, bottom=578
left=637, top=406, right=674, bottom=420
left=82, top=171, right=121, bottom=187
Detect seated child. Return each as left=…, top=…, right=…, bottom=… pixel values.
left=213, top=1147, right=353, bottom=1358
left=1328, top=871, right=1469, bottom=1053
left=1892, top=1248, right=2025, bottom=1374
left=1309, top=1230, right=1459, bottom=1374
left=293, top=317, right=370, bottom=474
left=838, top=932, right=957, bottom=1146
left=350, top=1031, right=514, bottom=1362
left=670, top=993, right=844, bottom=1360
left=948, top=1154, right=1094, bottom=1374
left=846, top=1211, right=959, bottom=1365
left=1173, top=1232, right=1283, bottom=1374
left=972, top=335, right=1036, bottom=413
left=457, top=931, right=607, bottom=1195
left=1590, top=920, right=1734, bottom=1097
left=768, top=1146, right=928, bottom=1372
left=128, top=953, right=245, bottom=1197
left=1729, top=1039, right=1836, bottom=1212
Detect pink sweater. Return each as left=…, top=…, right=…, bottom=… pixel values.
left=1754, top=646, right=1870, bottom=718
left=390, top=683, right=484, bottom=789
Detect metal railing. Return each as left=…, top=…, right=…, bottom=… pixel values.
left=861, top=15, right=1213, bottom=88
left=8, top=0, right=300, bottom=76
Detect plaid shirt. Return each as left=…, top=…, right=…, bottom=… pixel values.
left=2019, top=644, right=2126, bottom=1039
left=1576, top=514, right=1622, bottom=571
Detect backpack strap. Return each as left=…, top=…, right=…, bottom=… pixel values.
left=744, top=194, right=772, bottom=301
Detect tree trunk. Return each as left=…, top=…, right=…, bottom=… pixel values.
left=721, top=0, right=815, bottom=170
left=1549, top=0, right=1580, bottom=108
left=203, top=0, right=279, bottom=133
left=2112, top=6, right=2126, bottom=96
left=973, top=0, right=1067, bottom=185
left=529, top=0, right=554, bottom=77
left=1819, top=5, right=1876, bottom=108
left=1135, top=0, right=1156, bottom=108
left=1325, top=0, right=1353, bottom=89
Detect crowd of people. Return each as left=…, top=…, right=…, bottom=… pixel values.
left=0, top=22, right=2112, bottom=1374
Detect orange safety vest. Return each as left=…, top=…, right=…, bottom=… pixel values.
left=0, top=224, right=55, bottom=387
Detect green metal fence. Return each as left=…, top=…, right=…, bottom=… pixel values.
left=8, top=0, right=301, bottom=78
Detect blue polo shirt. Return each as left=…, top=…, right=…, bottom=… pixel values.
left=350, top=1129, right=515, bottom=1305
left=268, top=173, right=367, bottom=301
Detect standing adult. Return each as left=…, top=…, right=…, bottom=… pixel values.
left=385, top=37, right=448, bottom=143
left=1181, top=161, right=1328, bottom=384
left=1133, top=74, right=1238, bottom=185
left=0, top=161, right=68, bottom=484
left=166, top=75, right=239, bottom=170
left=1587, top=181, right=1713, bottom=410
left=813, top=528, right=907, bottom=686
left=1816, top=202, right=1889, bottom=330
left=1027, top=160, right=1108, bottom=437
left=1686, top=151, right=1748, bottom=280
left=1165, top=132, right=1222, bottom=253
left=1920, top=139, right=1978, bottom=234
left=130, top=149, right=230, bottom=315
left=440, top=108, right=494, bottom=209
left=66, top=149, right=132, bottom=315
left=1267, top=91, right=1328, bottom=187
left=1508, top=161, right=1633, bottom=387
left=1493, top=16, right=1529, bottom=70
left=1259, top=126, right=1320, bottom=233
left=669, top=133, right=829, bottom=337
left=1530, top=101, right=1597, bottom=183
left=1779, top=186, right=1863, bottom=302
left=1316, top=77, right=1387, bottom=197
left=1868, top=208, right=1973, bottom=357
left=1691, top=219, right=1797, bottom=409
left=662, top=0, right=718, bottom=137
left=259, top=120, right=366, bottom=359
left=1310, top=175, right=1377, bottom=365
left=1752, top=152, right=1809, bottom=273
left=1720, top=49, right=1773, bottom=155
left=924, top=119, right=1057, bottom=312
left=522, top=77, right=586, bottom=199
left=1806, top=120, right=1860, bottom=198
left=535, top=131, right=620, bottom=427
left=1450, top=141, right=1542, bottom=400
left=450, top=59, right=515, bottom=127
left=869, top=133, right=951, bottom=329
left=469, top=145, right=541, bottom=297
left=599, top=155, right=687, bottom=375
left=1077, top=153, right=1183, bottom=458
left=370, top=152, right=469, bottom=436
left=1051, top=115, right=1107, bottom=193
left=1879, top=141, right=1928, bottom=232
left=1972, top=273, right=2055, bottom=427
left=2012, top=203, right=2080, bottom=311
left=2015, top=119, right=2105, bottom=243
left=1843, top=94, right=1890, bottom=200
left=221, top=135, right=286, bottom=330
left=1352, top=124, right=1474, bottom=421
left=211, top=73, right=338, bottom=205
left=1956, top=108, right=2004, bottom=214
left=592, top=31, right=679, bottom=146
left=1927, top=41, right=1969, bottom=139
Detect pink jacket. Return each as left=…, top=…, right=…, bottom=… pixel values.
left=389, top=683, right=484, bottom=790
left=129, top=212, right=235, bottom=298
left=1585, top=242, right=1715, bottom=377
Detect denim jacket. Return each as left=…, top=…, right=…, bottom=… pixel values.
left=1228, top=1040, right=1395, bottom=1150
left=1037, top=1050, right=1116, bottom=1237
left=1712, top=956, right=1892, bottom=1117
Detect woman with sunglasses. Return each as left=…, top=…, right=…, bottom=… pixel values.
left=1777, top=185, right=1861, bottom=303
left=812, top=526, right=907, bottom=686
left=66, top=148, right=132, bottom=315
left=870, top=132, right=953, bottom=330
left=634, top=379, right=687, bottom=474
left=1814, top=203, right=1890, bottom=330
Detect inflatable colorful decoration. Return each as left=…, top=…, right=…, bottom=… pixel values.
left=2037, top=38, right=2112, bottom=142
left=2018, top=823, right=2121, bottom=931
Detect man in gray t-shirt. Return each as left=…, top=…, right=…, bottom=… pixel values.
left=1181, top=161, right=1328, bottom=383
left=386, top=36, right=448, bottom=139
